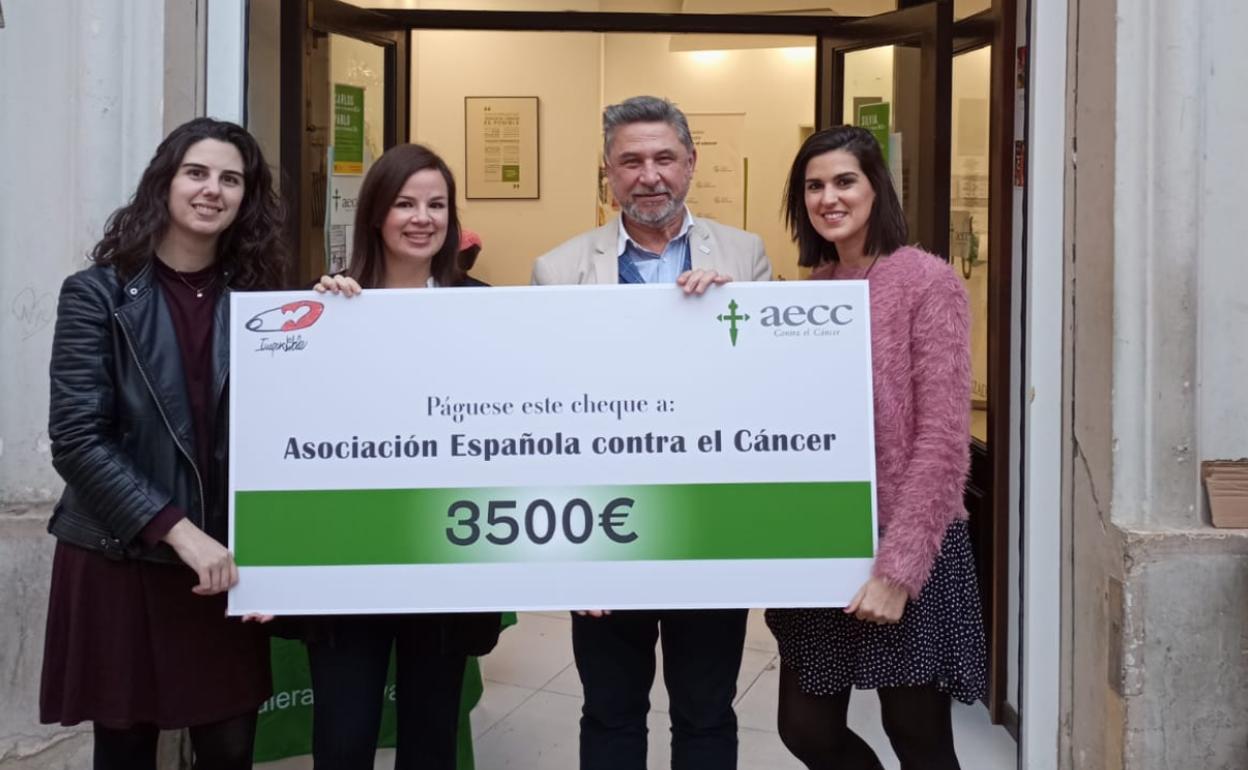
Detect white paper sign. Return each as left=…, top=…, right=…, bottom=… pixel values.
left=228, top=283, right=876, bottom=615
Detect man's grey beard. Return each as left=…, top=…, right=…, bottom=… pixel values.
left=621, top=191, right=685, bottom=228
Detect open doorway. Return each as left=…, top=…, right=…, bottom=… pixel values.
left=244, top=0, right=1020, bottom=762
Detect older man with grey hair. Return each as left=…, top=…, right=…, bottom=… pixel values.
left=533, top=95, right=770, bottom=770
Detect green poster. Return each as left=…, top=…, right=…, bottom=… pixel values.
left=333, top=84, right=365, bottom=175
left=856, top=102, right=891, bottom=165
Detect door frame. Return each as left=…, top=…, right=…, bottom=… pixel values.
left=948, top=2, right=1019, bottom=732
left=220, top=0, right=1031, bottom=732
left=1019, top=0, right=1066, bottom=765
left=985, top=0, right=1018, bottom=734
left=816, top=1, right=954, bottom=271
left=279, top=0, right=410, bottom=283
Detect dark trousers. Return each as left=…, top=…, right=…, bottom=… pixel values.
left=776, top=665, right=961, bottom=770
left=571, top=608, right=748, bottom=770
left=305, top=616, right=467, bottom=770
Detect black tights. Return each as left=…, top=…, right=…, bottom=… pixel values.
left=93, top=712, right=258, bottom=770
left=777, top=665, right=961, bottom=770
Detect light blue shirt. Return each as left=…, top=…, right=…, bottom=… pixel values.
left=616, top=210, right=695, bottom=285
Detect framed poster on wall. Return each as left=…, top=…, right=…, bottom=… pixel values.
left=686, top=113, right=746, bottom=229
left=464, top=96, right=539, bottom=199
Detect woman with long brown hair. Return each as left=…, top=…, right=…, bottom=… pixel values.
left=42, top=117, right=285, bottom=769
left=308, top=143, right=499, bottom=769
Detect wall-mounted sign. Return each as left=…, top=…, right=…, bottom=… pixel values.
left=325, top=146, right=365, bottom=275
left=332, top=84, right=364, bottom=175
left=465, top=96, right=540, bottom=199
left=856, top=101, right=891, bottom=165
left=686, top=113, right=746, bottom=229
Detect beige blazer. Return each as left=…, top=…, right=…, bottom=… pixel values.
left=531, top=216, right=771, bottom=286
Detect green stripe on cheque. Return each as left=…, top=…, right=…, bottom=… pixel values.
left=235, top=482, right=873, bottom=566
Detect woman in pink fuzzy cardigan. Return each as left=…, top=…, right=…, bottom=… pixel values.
left=766, top=126, right=987, bottom=770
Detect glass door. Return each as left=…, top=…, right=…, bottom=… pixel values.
left=818, top=3, right=1017, bottom=727
left=952, top=2, right=1017, bottom=728
left=280, top=0, right=408, bottom=285
left=260, top=0, right=1017, bottom=728
left=817, top=1, right=953, bottom=259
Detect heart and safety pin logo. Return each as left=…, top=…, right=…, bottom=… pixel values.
left=245, top=301, right=325, bottom=333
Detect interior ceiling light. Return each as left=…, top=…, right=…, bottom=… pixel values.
left=782, top=47, right=817, bottom=62
left=678, top=0, right=889, bottom=15
left=689, top=50, right=729, bottom=64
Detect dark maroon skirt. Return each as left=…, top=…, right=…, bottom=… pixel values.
left=40, top=541, right=271, bottom=729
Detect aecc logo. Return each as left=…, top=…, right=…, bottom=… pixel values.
left=759, top=303, right=854, bottom=328
left=716, top=298, right=854, bottom=345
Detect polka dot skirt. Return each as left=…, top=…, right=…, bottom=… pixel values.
left=765, top=520, right=988, bottom=704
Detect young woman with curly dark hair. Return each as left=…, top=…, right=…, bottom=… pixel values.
left=40, top=117, right=286, bottom=770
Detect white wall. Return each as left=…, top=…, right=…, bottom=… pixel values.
left=247, top=0, right=282, bottom=182
left=0, top=0, right=167, bottom=503
left=1196, top=0, right=1248, bottom=465
left=411, top=30, right=604, bottom=286
left=0, top=2, right=175, bottom=764
left=206, top=0, right=246, bottom=122
left=1113, top=0, right=1205, bottom=527
left=841, top=45, right=894, bottom=124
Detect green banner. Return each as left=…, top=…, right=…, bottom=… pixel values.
left=333, top=84, right=364, bottom=174
left=856, top=101, right=890, bottom=165
left=235, top=482, right=873, bottom=567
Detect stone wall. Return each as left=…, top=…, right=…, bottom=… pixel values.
left=0, top=508, right=90, bottom=769
left=1063, top=0, right=1248, bottom=767
left=1120, top=534, right=1248, bottom=768
left=0, top=1, right=199, bottom=767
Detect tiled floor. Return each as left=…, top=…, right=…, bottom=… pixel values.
left=472, top=610, right=1016, bottom=770
left=259, top=610, right=1017, bottom=769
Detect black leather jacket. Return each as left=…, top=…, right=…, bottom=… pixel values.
left=47, top=261, right=230, bottom=565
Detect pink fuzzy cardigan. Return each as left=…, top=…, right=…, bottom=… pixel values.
left=811, top=246, right=972, bottom=598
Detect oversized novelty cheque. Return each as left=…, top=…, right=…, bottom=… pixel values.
left=227, top=282, right=877, bottom=615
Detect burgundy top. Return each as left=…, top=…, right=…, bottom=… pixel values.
left=140, top=260, right=221, bottom=546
